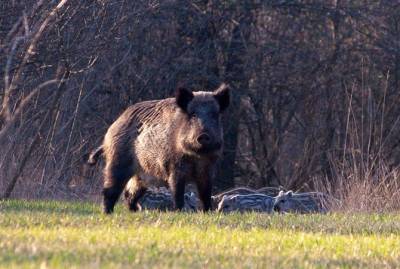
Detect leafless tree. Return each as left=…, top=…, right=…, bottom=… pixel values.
left=1, top=0, right=400, bottom=200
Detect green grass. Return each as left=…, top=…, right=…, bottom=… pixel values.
left=1, top=200, right=400, bottom=268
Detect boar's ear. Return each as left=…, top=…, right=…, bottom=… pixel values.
left=214, top=83, right=230, bottom=112
left=176, top=87, right=194, bottom=112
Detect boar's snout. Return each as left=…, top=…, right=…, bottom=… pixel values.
left=196, top=132, right=222, bottom=153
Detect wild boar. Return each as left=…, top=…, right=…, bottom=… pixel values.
left=217, top=193, right=275, bottom=213
left=134, top=187, right=198, bottom=212
left=211, top=187, right=259, bottom=209
left=273, top=191, right=331, bottom=214
left=89, top=84, right=230, bottom=214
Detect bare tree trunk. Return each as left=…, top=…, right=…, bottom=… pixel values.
left=216, top=13, right=252, bottom=191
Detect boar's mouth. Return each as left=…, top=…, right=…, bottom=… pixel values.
left=184, top=141, right=222, bottom=155
left=197, top=142, right=222, bottom=154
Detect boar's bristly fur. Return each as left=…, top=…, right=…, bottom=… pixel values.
left=97, top=84, right=230, bottom=214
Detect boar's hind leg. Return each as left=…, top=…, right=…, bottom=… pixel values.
left=102, top=160, right=133, bottom=214
left=124, top=176, right=147, bottom=212
left=196, top=179, right=212, bottom=212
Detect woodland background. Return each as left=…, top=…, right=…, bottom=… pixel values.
left=1, top=0, right=400, bottom=208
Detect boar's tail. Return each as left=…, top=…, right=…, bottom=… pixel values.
left=87, top=146, right=104, bottom=166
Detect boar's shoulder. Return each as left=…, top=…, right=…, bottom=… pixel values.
left=104, top=98, right=176, bottom=147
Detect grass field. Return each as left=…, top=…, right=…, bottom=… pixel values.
left=1, top=200, right=400, bottom=268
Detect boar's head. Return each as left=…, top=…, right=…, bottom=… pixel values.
left=175, top=83, right=230, bottom=157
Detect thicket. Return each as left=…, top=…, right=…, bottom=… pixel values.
left=1, top=1, right=400, bottom=210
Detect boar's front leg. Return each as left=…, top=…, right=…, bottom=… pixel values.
left=168, top=174, right=186, bottom=210
left=196, top=179, right=212, bottom=212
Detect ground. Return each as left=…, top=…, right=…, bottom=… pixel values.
left=0, top=200, right=399, bottom=268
